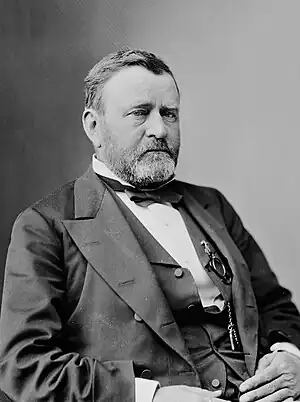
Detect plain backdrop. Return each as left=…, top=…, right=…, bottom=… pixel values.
left=1, top=0, right=300, bottom=307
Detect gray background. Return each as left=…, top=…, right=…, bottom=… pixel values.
left=1, top=0, right=300, bottom=306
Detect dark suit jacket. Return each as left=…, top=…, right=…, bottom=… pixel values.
left=0, top=166, right=300, bottom=402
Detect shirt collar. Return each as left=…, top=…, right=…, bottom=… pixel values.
left=92, top=154, right=134, bottom=188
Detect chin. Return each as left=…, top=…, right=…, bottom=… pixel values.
left=133, top=160, right=175, bottom=189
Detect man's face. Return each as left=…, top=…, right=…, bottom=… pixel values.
left=98, top=65, right=180, bottom=189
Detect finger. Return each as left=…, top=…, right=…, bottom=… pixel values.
left=256, top=353, right=277, bottom=374
left=240, top=365, right=281, bottom=393
left=240, top=387, right=292, bottom=402
left=240, top=376, right=288, bottom=402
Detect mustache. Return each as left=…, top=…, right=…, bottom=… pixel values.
left=140, top=140, right=174, bottom=155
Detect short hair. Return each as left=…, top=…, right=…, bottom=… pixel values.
left=84, top=47, right=179, bottom=112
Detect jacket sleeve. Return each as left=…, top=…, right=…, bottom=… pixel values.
left=215, top=190, right=300, bottom=350
left=0, top=207, right=135, bottom=402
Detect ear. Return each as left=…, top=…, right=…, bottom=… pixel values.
left=82, top=108, right=103, bottom=148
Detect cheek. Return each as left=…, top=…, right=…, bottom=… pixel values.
left=168, top=126, right=180, bottom=145
left=107, top=122, right=141, bottom=149
left=121, top=128, right=145, bottom=149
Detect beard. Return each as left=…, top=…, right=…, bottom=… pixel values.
left=101, top=129, right=180, bottom=189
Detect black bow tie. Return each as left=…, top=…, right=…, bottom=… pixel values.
left=98, top=175, right=183, bottom=207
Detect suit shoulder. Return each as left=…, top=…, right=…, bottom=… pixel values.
left=177, top=180, right=223, bottom=204
left=25, top=179, right=76, bottom=221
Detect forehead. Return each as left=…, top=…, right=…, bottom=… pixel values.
left=102, top=66, right=179, bottom=110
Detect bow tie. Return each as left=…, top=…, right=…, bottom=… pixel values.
left=98, top=175, right=183, bottom=207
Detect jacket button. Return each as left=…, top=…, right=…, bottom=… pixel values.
left=174, top=268, right=184, bottom=278
left=134, top=313, right=143, bottom=322
left=211, top=378, right=220, bottom=388
left=140, top=369, right=153, bottom=379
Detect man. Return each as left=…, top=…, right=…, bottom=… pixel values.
left=0, top=48, right=300, bottom=402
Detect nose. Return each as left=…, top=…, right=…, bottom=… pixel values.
left=145, top=112, right=167, bottom=139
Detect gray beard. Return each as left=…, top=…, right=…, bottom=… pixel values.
left=106, top=150, right=177, bottom=189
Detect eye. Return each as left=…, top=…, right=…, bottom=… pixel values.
left=161, top=109, right=178, bottom=122
left=131, top=109, right=149, bottom=117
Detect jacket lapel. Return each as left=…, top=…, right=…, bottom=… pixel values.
left=62, top=168, right=194, bottom=367
left=181, top=187, right=259, bottom=376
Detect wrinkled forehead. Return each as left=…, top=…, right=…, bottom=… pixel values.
left=102, top=66, right=180, bottom=110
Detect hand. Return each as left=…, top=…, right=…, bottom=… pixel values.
left=239, top=350, right=300, bottom=402
left=153, top=385, right=224, bottom=402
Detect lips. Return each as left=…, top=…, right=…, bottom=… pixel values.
left=143, top=149, right=170, bottom=155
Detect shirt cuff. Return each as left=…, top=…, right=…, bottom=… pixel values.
left=135, top=378, right=160, bottom=402
left=270, top=342, right=300, bottom=358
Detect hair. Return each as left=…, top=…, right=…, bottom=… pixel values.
left=84, top=47, right=179, bottom=113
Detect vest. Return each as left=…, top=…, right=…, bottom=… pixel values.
left=107, top=188, right=250, bottom=401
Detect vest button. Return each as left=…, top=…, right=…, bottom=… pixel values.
left=260, top=336, right=269, bottom=348
left=187, top=303, right=196, bottom=311
left=134, top=313, right=143, bottom=322
left=140, top=369, right=153, bottom=379
left=174, top=268, right=184, bottom=278
left=211, top=378, right=220, bottom=388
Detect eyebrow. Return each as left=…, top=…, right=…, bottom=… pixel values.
left=127, top=102, right=153, bottom=110
left=126, top=102, right=179, bottom=111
